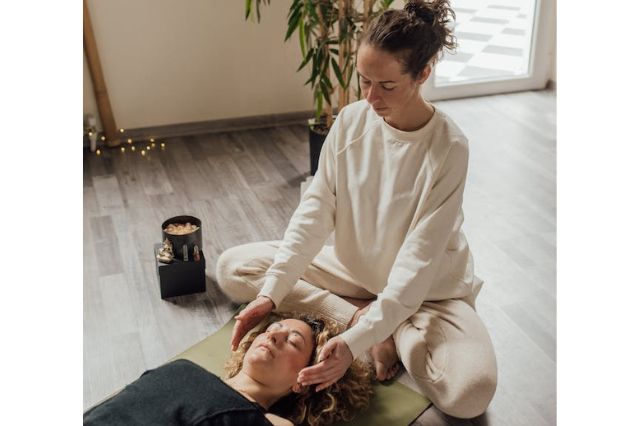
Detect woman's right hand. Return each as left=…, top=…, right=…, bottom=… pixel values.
left=230, top=296, right=275, bottom=351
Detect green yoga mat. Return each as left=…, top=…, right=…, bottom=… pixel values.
left=175, top=319, right=430, bottom=426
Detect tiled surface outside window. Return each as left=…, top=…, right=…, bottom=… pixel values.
left=436, top=0, right=536, bottom=85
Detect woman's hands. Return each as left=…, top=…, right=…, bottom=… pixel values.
left=230, top=296, right=275, bottom=351
left=297, top=336, right=353, bottom=392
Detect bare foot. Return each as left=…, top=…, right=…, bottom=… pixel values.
left=344, top=297, right=373, bottom=328
left=371, top=336, right=401, bottom=381
left=343, top=297, right=401, bottom=380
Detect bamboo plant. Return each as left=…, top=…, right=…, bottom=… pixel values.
left=246, top=0, right=394, bottom=131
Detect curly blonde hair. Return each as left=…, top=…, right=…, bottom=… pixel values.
left=224, top=312, right=373, bottom=426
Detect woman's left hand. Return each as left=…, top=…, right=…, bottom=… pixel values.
left=297, top=336, right=353, bottom=392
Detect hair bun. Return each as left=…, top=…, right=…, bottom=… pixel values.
left=405, top=0, right=435, bottom=25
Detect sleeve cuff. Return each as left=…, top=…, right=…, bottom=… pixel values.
left=340, top=322, right=377, bottom=360
left=257, top=275, right=290, bottom=309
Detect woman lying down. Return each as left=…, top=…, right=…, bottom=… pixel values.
left=84, top=313, right=373, bottom=426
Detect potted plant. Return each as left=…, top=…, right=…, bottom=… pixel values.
left=245, top=0, right=394, bottom=175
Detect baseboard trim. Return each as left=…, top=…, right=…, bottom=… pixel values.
left=88, top=110, right=315, bottom=147
left=546, top=79, right=556, bottom=90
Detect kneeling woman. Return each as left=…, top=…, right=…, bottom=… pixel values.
left=84, top=313, right=372, bottom=426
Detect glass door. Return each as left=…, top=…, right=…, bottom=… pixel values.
left=424, top=0, right=555, bottom=100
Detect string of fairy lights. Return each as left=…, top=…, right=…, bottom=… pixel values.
left=91, top=127, right=167, bottom=157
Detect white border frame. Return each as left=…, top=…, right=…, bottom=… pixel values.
left=424, top=0, right=556, bottom=101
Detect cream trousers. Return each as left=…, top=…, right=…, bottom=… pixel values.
left=215, top=240, right=497, bottom=419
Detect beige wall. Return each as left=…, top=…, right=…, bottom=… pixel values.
left=550, top=0, right=557, bottom=84
left=83, top=0, right=313, bottom=131
left=84, top=51, right=102, bottom=129
left=84, top=1, right=555, bottom=131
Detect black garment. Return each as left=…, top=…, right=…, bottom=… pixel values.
left=84, top=359, right=273, bottom=426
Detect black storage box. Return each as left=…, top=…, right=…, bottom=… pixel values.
left=154, top=243, right=206, bottom=299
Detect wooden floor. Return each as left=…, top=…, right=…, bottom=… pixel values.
left=83, top=89, right=556, bottom=425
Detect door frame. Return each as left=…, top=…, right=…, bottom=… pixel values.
left=424, top=0, right=556, bottom=101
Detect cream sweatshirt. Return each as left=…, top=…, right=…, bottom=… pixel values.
left=258, top=99, right=478, bottom=359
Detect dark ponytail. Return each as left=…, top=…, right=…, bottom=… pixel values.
left=362, top=0, right=457, bottom=80
left=405, top=0, right=436, bottom=25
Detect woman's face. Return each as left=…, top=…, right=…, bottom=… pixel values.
left=243, top=319, right=315, bottom=391
left=356, top=43, right=430, bottom=119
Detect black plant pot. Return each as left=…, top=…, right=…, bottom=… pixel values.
left=308, top=120, right=331, bottom=176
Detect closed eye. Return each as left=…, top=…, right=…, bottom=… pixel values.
left=267, top=322, right=304, bottom=349
left=360, top=80, right=395, bottom=91
left=288, top=334, right=304, bottom=349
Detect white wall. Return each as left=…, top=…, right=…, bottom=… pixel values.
left=83, top=0, right=313, bottom=131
